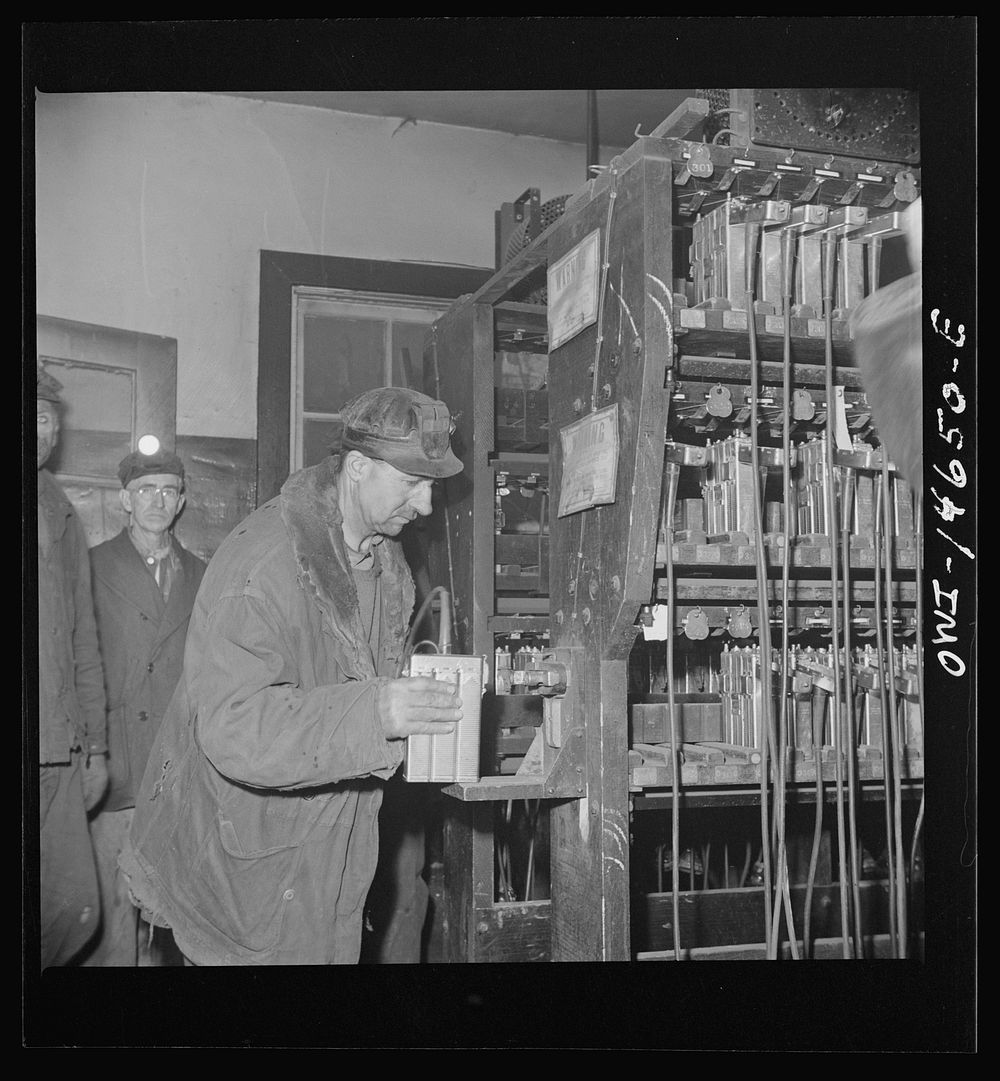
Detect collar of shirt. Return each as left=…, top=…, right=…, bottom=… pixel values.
left=128, top=529, right=180, bottom=572
left=343, top=532, right=385, bottom=571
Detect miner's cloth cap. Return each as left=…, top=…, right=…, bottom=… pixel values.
left=340, top=387, right=462, bottom=479
left=118, top=449, right=186, bottom=488
left=37, top=365, right=63, bottom=403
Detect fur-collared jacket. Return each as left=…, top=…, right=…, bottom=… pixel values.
left=119, top=459, right=413, bottom=965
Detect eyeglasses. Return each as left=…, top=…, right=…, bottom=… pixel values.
left=130, top=484, right=181, bottom=502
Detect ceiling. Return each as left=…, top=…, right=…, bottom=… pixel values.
left=218, top=89, right=701, bottom=150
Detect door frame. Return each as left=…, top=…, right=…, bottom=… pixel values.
left=257, top=251, right=490, bottom=505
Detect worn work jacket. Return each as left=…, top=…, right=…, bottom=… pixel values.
left=120, top=459, right=413, bottom=965
left=37, top=469, right=106, bottom=764
left=90, top=529, right=206, bottom=811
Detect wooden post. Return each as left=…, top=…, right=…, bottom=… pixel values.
left=546, top=142, right=673, bottom=960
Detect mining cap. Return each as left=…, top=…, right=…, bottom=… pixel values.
left=118, top=449, right=186, bottom=488
left=337, top=387, right=462, bottom=479
left=37, top=365, right=63, bottom=403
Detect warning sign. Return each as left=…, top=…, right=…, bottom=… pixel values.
left=547, top=229, right=600, bottom=351
left=557, top=404, right=620, bottom=517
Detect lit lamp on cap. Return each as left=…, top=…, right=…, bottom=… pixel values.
left=117, top=440, right=185, bottom=490
left=117, top=440, right=186, bottom=593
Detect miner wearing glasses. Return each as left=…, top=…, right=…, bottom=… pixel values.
left=84, top=448, right=206, bottom=965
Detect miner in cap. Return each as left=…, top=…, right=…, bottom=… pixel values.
left=120, top=387, right=463, bottom=965
left=83, top=445, right=206, bottom=965
left=36, top=364, right=108, bottom=967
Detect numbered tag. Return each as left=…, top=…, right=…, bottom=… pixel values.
left=792, top=388, right=816, bottom=421
left=727, top=605, right=753, bottom=639
left=893, top=170, right=918, bottom=203
left=689, top=143, right=714, bottom=179
left=683, top=607, right=710, bottom=641
left=706, top=384, right=733, bottom=418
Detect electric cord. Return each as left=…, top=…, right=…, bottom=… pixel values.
left=523, top=799, right=541, bottom=902
left=802, top=687, right=827, bottom=959
left=841, top=471, right=866, bottom=958
left=738, top=839, right=753, bottom=890
left=662, top=457, right=682, bottom=960
left=589, top=167, right=619, bottom=409
left=866, top=230, right=902, bottom=951
left=881, top=459, right=908, bottom=958
left=711, top=128, right=738, bottom=145
left=569, top=169, right=620, bottom=620
left=909, top=491, right=925, bottom=954
left=744, top=219, right=776, bottom=957
left=410, top=639, right=441, bottom=654
left=431, top=340, right=460, bottom=659
left=397, top=585, right=450, bottom=677
left=873, top=473, right=899, bottom=956
left=496, top=800, right=514, bottom=902
left=821, top=232, right=852, bottom=958
left=768, top=225, right=801, bottom=959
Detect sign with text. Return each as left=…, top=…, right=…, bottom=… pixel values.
left=557, top=404, right=620, bottom=517
left=547, top=229, right=600, bottom=351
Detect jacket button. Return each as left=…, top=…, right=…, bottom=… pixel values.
left=283, top=889, right=295, bottom=901
left=147, top=662, right=155, bottom=672
left=138, top=711, right=148, bottom=722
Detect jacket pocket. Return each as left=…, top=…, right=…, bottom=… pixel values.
left=197, top=816, right=299, bottom=954
left=220, top=781, right=341, bottom=850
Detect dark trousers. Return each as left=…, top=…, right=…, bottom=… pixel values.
left=39, top=754, right=100, bottom=968
left=361, top=774, right=430, bottom=964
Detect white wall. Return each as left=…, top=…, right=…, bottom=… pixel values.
left=35, top=92, right=609, bottom=439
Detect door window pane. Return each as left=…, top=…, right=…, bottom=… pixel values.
left=303, top=314, right=386, bottom=414
left=302, top=417, right=345, bottom=469
left=391, top=321, right=430, bottom=390
left=291, top=290, right=447, bottom=473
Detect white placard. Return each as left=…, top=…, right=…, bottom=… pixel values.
left=640, top=604, right=671, bottom=641
left=832, top=385, right=853, bottom=451
left=557, top=403, right=620, bottom=517
left=547, top=229, right=600, bottom=351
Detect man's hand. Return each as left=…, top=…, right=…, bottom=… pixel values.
left=376, top=677, right=462, bottom=740
left=82, top=753, right=109, bottom=812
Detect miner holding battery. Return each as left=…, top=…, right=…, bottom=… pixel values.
left=120, top=387, right=463, bottom=965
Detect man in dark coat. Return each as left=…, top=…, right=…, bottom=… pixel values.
left=85, top=447, right=206, bottom=965
left=36, top=365, right=108, bottom=967
left=120, top=387, right=464, bottom=964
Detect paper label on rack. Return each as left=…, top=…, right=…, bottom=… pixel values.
left=557, top=404, right=619, bottom=517
left=640, top=604, right=671, bottom=641
left=833, top=386, right=853, bottom=451
left=547, top=229, right=600, bottom=351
